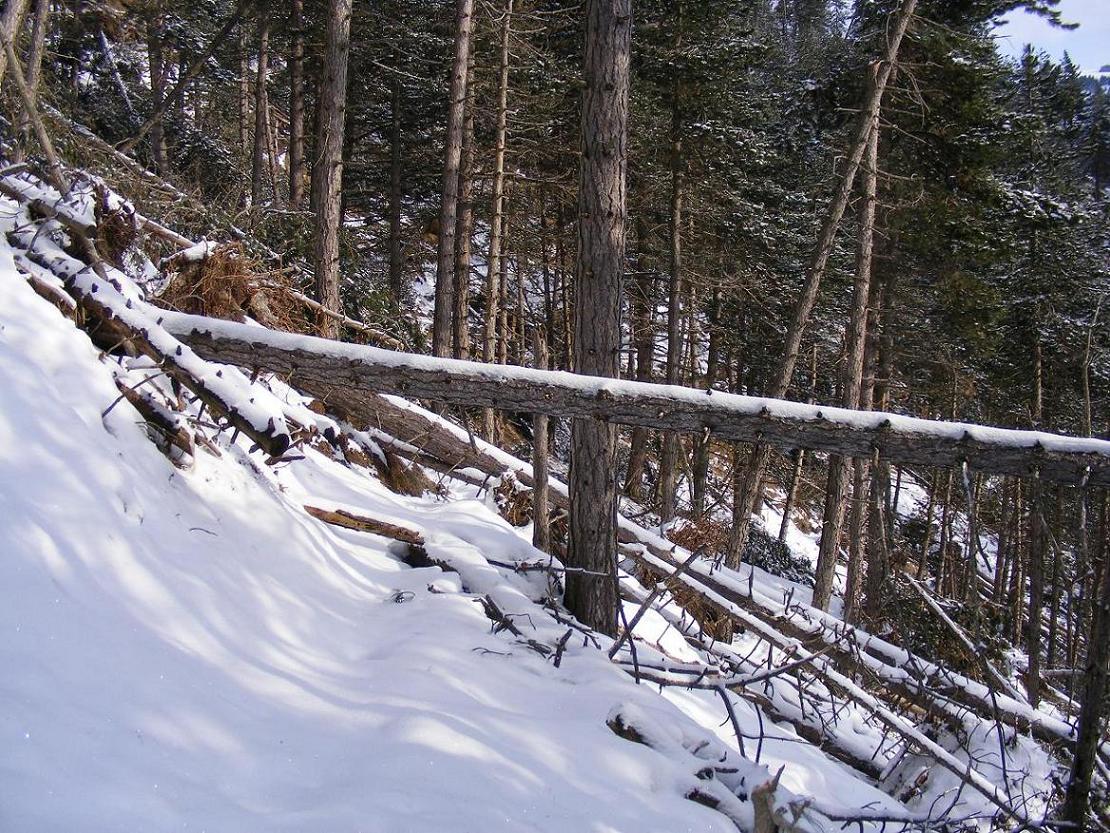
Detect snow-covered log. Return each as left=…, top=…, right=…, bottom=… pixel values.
left=156, top=311, right=1110, bottom=486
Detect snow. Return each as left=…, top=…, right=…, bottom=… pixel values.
left=1, top=251, right=748, bottom=832
left=0, top=170, right=1067, bottom=831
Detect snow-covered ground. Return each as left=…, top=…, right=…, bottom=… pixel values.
left=1, top=236, right=918, bottom=831
left=0, top=163, right=1066, bottom=830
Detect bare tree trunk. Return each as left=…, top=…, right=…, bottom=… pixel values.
left=1061, top=493, right=1109, bottom=831
left=432, top=0, right=474, bottom=357
left=779, top=345, right=817, bottom=541
left=481, top=0, right=513, bottom=439
left=1026, top=477, right=1046, bottom=708
left=993, top=479, right=1015, bottom=602
left=1024, top=339, right=1046, bottom=704
left=726, top=0, right=917, bottom=568
left=388, top=80, right=405, bottom=305
left=532, top=331, right=551, bottom=553
left=310, top=0, right=352, bottom=337
left=0, top=0, right=30, bottom=88
left=238, top=27, right=251, bottom=164
left=659, top=20, right=685, bottom=527
left=484, top=1, right=511, bottom=353
left=99, top=29, right=136, bottom=119
left=624, top=221, right=654, bottom=501
left=691, top=289, right=720, bottom=519
left=251, top=15, right=270, bottom=210
left=288, top=0, right=306, bottom=208
left=1009, top=487, right=1026, bottom=643
left=13, top=0, right=49, bottom=163
left=453, top=96, right=475, bottom=359
left=147, top=19, right=169, bottom=173
left=266, top=100, right=282, bottom=205
left=1046, top=490, right=1063, bottom=666
left=566, top=0, right=630, bottom=637
left=848, top=287, right=883, bottom=623
left=498, top=207, right=512, bottom=365
left=812, top=120, right=880, bottom=610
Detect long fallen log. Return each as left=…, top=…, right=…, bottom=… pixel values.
left=157, top=310, right=1110, bottom=486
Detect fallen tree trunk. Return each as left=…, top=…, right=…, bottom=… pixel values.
left=158, top=311, right=1110, bottom=486
left=113, top=376, right=195, bottom=461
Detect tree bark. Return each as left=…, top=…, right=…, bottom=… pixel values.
left=147, top=19, right=169, bottom=174
left=161, top=317, right=1110, bottom=488
left=13, top=0, right=49, bottom=163
left=624, top=227, right=655, bottom=501
left=1026, top=477, right=1046, bottom=708
left=726, top=0, right=917, bottom=566
left=483, top=0, right=513, bottom=373
left=238, top=26, right=251, bottom=163
left=532, top=331, right=551, bottom=552
left=566, top=0, right=630, bottom=637
left=1061, top=493, right=1110, bottom=831
left=691, top=288, right=720, bottom=519
left=310, top=0, right=352, bottom=337
left=659, top=15, right=685, bottom=527
left=0, top=0, right=30, bottom=89
left=431, top=0, right=474, bottom=357
left=288, top=0, right=307, bottom=208
left=388, top=80, right=405, bottom=305
left=453, top=95, right=475, bottom=359
left=251, top=15, right=270, bottom=210
left=813, top=119, right=880, bottom=610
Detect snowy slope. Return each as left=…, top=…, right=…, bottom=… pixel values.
left=0, top=260, right=745, bottom=832
left=0, top=163, right=1055, bottom=830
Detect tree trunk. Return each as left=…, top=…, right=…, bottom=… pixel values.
left=0, top=0, right=30, bottom=88
left=659, top=19, right=685, bottom=527
left=691, top=289, right=720, bottom=519
left=779, top=345, right=817, bottom=541
left=388, top=80, right=404, bottom=304
left=813, top=120, right=880, bottom=610
left=566, top=0, right=630, bottom=637
left=532, top=331, right=551, bottom=553
left=1025, top=477, right=1047, bottom=708
left=251, top=15, right=270, bottom=210
left=1061, top=493, right=1110, bottom=831
left=497, top=207, right=512, bottom=365
left=310, top=0, right=352, bottom=337
left=849, top=287, right=884, bottom=623
left=726, top=0, right=917, bottom=566
left=623, top=222, right=654, bottom=501
left=288, top=0, right=306, bottom=208
left=480, top=0, right=513, bottom=439
left=13, top=0, right=49, bottom=163
left=147, top=19, right=169, bottom=173
left=238, top=26, right=250, bottom=164
left=453, top=97, right=475, bottom=359
left=431, top=0, right=474, bottom=357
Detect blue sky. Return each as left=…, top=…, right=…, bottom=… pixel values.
left=994, top=0, right=1109, bottom=74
